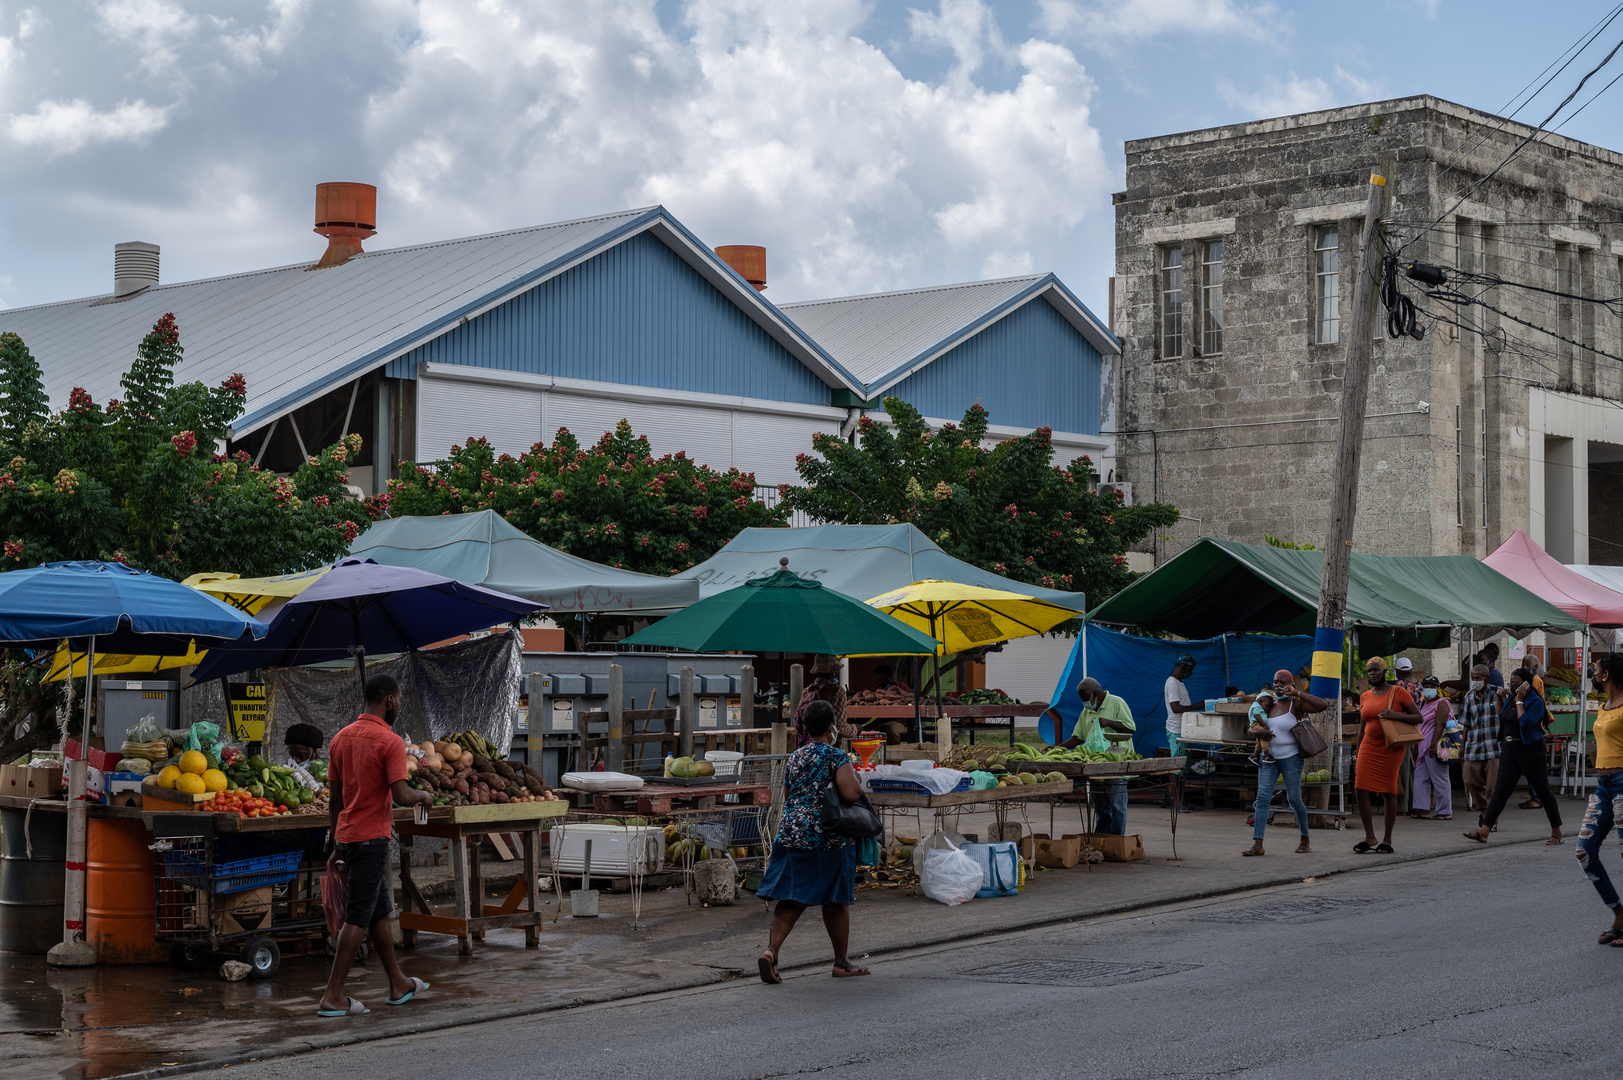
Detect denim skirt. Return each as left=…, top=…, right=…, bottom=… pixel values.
left=756, top=845, right=856, bottom=906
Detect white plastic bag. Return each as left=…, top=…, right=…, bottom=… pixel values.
left=912, top=829, right=968, bottom=879
left=921, top=839, right=983, bottom=906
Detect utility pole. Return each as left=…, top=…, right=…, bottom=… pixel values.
left=1310, top=159, right=1395, bottom=706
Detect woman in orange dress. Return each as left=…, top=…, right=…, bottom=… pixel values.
left=1354, top=656, right=1422, bottom=853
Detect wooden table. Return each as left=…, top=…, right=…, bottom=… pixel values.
left=395, top=801, right=567, bottom=955
left=567, top=781, right=772, bottom=815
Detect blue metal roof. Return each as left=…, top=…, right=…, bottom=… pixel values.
left=0, top=207, right=862, bottom=437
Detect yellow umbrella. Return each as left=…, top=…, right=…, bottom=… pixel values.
left=47, top=567, right=330, bottom=681
left=864, top=579, right=1081, bottom=655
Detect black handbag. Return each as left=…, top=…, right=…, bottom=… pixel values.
left=821, top=779, right=884, bottom=839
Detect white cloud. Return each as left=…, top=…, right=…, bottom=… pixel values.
left=1219, top=67, right=1386, bottom=120
left=6, top=97, right=170, bottom=154
left=910, top=0, right=1010, bottom=81
left=1038, top=0, right=1278, bottom=42
left=97, top=0, right=196, bottom=76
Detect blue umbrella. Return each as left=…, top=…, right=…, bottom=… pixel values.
left=190, top=558, right=544, bottom=685
left=0, top=561, right=269, bottom=652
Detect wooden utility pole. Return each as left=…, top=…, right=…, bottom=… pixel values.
left=1310, top=160, right=1395, bottom=703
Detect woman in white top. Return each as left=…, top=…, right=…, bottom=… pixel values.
left=1243, top=669, right=1329, bottom=856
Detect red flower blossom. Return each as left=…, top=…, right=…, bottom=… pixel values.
left=3, top=540, right=22, bottom=560
left=553, top=489, right=565, bottom=502
left=68, top=387, right=95, bottom=412
left=692, top=506, right=708, bottom=520
left=171, top=431, right=198, bottom=455
left=733, top=495, right=748, bottom=509
left=312, top=495, right=330, bottom=508
left=220, top=373, right=246, bottom=396
left=334, top=520, right=360, bottom=544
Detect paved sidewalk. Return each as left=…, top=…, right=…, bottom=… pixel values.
left=0, top=795, right=1579, bottom=1080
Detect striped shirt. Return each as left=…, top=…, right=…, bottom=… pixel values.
left=1460, top=688, right=1500, bottom=761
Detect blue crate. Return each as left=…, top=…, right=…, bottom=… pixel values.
left=868, top=776, right=973, bottom=794
left=159, top=836, right=302, bottom=895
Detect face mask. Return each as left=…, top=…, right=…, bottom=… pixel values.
left=1368, top=671, right=1386, bottom=685
left=1470, top=680, right=1485, bottom=692
left=1423, top=688, right=1438, bottom=701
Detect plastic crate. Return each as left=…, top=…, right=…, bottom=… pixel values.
left=159, top=836, right=302, bottom=895
left=868, top=776, right=974, bottom=794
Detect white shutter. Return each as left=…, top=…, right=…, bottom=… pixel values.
left=732, top=411, right=839, bottom=487
left=543, top=392, right=735, bottom=472
left=984, top=635, right=1077, bottom=719
left=417, top=377, right=543, bottom=462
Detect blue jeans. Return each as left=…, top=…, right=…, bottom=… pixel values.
left=1092, top=778, right=1128, bottom=836
left=1253, top=754, right=1310, bottom=841
left=1577, top=772, right=1623, bottom=908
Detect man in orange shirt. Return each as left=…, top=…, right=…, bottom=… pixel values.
left=317, top=675, right=433, bottom=1017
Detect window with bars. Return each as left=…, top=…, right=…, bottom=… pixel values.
left=1314, top=225, right=1340, bottom=344
left=1160, top=246, right=1183, bottom=358
left=1200, top=240, right=1223, bottom=355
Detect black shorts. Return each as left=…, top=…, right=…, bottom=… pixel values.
left=337, top=838, right=392, bottom=929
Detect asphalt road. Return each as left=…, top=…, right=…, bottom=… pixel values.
left=216, top=839, right=1619, bottom=1080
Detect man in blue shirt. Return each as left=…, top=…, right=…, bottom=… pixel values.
left=1464, top=667, right=1563, bottom=846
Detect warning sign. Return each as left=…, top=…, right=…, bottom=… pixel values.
left=227, top=682, right=268, bottom=742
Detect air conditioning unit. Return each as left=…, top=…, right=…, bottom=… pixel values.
left=1097, top=482, right=1134, bottom=505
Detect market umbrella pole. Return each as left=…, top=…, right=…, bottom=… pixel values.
left=50, top=636, right=96, bottom=968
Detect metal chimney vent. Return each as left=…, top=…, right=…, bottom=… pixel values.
left=113, top=242, right=159, bottom=297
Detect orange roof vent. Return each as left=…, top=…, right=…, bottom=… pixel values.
left=714, top=245, right=766, bottom=291
left=312, top=182, right=377, bottom=269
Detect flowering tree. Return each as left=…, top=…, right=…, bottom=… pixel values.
left=0, top=315, right=369, bottom=761
left=370, top=420, right=787, bottom=576
left=782, top=397, right=1179, bottom=604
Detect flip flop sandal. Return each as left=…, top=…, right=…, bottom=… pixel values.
left=1353, top=842, right=1375, bottom=853
left=1519, top=800, right=1542, bottom=810
left=318, top=997, right=369, bottom=1017
left=1611, top=936, right=1623, bottom=948
left=1295, top=843, right=1311, bottom=854
left=1375, top=844, right=1394, bottom=854
left=758, top=950, right=782, bottom=985
left=1597, top=929, right=1623, bottom=945
left=387, top=977, right=430, bottom=1006
left=832, top=961, right=870, bottom=977
left=1241, top=848, right=1265, bottom=856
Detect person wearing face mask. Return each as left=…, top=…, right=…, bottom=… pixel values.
left=1353, top=657, right=1422, bottom=853
left=1047, top=678, right=1136, bottom=835
left=1458, top=663, right=1500, bottom=820
left=318, top=674, right=434, bottom=1017
left=1243, top=669, right=1329, bottom=856
left=1464, top=668, right=1563, bottom=847
left=1409, top=675, right=1454, bottom=820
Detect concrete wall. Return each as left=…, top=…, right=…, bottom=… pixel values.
left=1114, top=96, right=1623, bottom=564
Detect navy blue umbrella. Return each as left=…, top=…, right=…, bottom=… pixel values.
left=0, top=561, right=269, bottom=652
left=190, top=558, right=544, bottom=685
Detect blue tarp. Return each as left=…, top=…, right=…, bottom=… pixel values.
left=1039, top=625, right=1316, bottom=754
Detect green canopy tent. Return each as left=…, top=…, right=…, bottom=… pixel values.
left=1085, top=538, right=1584, bottom=654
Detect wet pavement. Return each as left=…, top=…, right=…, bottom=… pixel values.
left=0, top=797, right=1576, bottom=1080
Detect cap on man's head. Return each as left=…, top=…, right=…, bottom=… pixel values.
left=1421, top=675, right=1440, bottom=688
left=1175, top=653, right=1196, bottom=668
left=1394, top=657, right=1413, bottom=672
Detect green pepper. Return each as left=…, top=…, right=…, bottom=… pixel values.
left=249, top=782, right=265, bottom=799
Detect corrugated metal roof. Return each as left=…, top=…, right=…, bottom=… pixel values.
left=0, top=206, right=861, bottom=437
left=781, top=273, right=1117, bottom=397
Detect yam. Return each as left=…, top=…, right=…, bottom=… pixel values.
left=494, top=761, right=518, bottom=782
left=522, top=773, right=547, bottom=796
left=491, top=791, right=509, bottom=804
left=452, top=778, right=470, bottom=795
left=471, top=754, right=494, bottom=775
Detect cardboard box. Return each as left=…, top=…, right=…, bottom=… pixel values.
left=63, top=740, right=121, bottom=772
left=216, top=886, right=274, bottom=936
left=1, top=764, right=64, bottom=799
left=1020, top=832, right=1083, bottom=869
left=106, top=772, right=147, bottom=808
left=1069, top=833, right=1145, bottom=862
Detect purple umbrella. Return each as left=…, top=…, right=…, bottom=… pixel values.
left=190, top=558, right=543, bottom=687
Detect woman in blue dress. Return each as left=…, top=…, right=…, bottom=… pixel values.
left=757, top=700, right=870, bottom=983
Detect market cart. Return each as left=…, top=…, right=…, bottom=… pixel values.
left=149, top=810, right=332, bottom=978
left=396, top=800, right=567, bottom=955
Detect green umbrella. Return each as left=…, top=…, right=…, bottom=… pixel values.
left=620, top=562, right=939, bottom=655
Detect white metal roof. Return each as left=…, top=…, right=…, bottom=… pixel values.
left=0, top=207, right=861, bottom=437
left=780, top=273, right=1118, bottom=398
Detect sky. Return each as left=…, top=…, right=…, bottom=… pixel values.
left=2, top=0, right=1623, bottom=318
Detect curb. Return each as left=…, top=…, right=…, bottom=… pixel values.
left=103, top=834, right=1548, bottom=1079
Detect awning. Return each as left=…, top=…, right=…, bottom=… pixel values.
left=1483, top=531, right=1623, bottom=628
left=676, top=523, right=1086, bottom=609
left=1085, top=537, right=1584, bottom=654
left=350, top=510, right=699, bottom=612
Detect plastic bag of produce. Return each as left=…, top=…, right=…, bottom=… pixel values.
left=183, top=721, right=224, bottom=760
left=921, top=839, right=983, bottom=906
left=114, top=757, right=152, bottom=775
left=911, top=829, right=968, bottom=878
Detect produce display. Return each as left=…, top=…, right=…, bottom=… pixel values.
left=405, top=729, right=560, bottom=806
left=953, top=688, right=1018, bottom=706
left=1302, top=769, right=1332, bottom=783
left=220, top=754, right=317, bottom=810
left=655, top=820, right=759, bottom=865
left=848, top=687, right=920, bottom=706
left=1546, top=666, right=1581, bottom=684
left=663, top=755, right=715, bottom=778
left=197, top=789, right=293, bottom=817
left=1003, top=743, right=1140, bottom=765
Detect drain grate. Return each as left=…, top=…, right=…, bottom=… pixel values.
left=953, top=958, right=1199, bottom=987
left=1187, top=896, right=1384, bottom=924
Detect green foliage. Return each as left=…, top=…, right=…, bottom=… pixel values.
left=0, top=315, right=367, bottom=578
left=0, top=332, right=49, bottom=449
left=782, top=397, right=1180, bottom=604
left=370, top=419, right=788, bottom=575
left=1264, top=533, right=1318, bottom=551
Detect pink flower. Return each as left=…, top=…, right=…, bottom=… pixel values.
left=68, top=387, right=95, bottom=412
left=312, top=495, right=330, bottom=508
left=675, top=542, right=689, bottom=554
left=733, top=495, right=748, bottom=509
left=171, top=431, right=198, bottom=455
left=334, top=520, right=360, bottom=543
left=3, top=540, right=22, bottom=560
left=692, top=506, right=708, bottom=520
left=553, top=489, right=565, bottom=501
left=220, top=373, right=246, bottom=396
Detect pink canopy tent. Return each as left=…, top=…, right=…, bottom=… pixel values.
left=1483, top=529, right=1623, bottom=794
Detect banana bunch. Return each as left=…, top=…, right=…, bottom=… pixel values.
left=449, top=730, right=500, bottom=760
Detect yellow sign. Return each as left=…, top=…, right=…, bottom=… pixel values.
left=227, top=683, right=267, bottom=743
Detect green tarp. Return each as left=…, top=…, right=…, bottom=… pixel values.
left=1085, top=538, right=1584, bottom=654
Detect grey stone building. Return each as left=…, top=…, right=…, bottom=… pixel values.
left=1111, top=95, right=1623, bottom=567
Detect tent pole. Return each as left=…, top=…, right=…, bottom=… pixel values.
left=1222, top=633, right=1231, bottom=690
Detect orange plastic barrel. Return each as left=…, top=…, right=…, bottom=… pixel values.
left=86, top=818, right=167, bottom=964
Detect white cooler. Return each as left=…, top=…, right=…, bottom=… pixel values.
left=549, top=823, right=665, bottom=876
left=1179, top=711, right=1250, bottom=744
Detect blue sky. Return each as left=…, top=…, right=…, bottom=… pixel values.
left=1, top=1, right=1621, bottom=318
